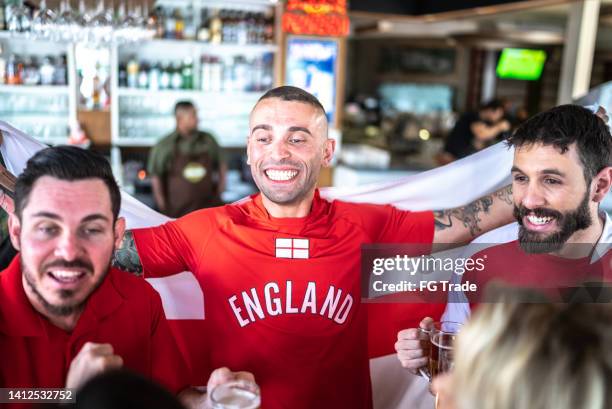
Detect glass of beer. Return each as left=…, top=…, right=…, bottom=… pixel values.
left=418, top=321, right=462, bottom=381
left=210, top=380, right=261, bottom=409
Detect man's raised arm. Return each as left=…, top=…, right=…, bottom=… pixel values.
left=432, top=184, right=513, bottom=249
left=112, top=231, right=144, bottom=275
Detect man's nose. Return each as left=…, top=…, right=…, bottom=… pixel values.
left=269, top=140, right=291, bottom=161
left=521, top=182, right=547, bottom=210
left=54, top=233, right=81, bottom=261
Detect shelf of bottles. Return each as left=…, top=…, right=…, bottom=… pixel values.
left=0, top=33, right=76, bottom=145
left=111, top=0, right=279, bottom=152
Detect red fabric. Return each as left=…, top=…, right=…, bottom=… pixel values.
left=464, top=241, right=612, bottom=304
left=133, top=189, right=434, bottom=409
left=0, top=257, right=190, bottom=402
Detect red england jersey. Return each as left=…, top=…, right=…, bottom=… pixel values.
left=133, top=189, right=435, bottom=409
left=0, top=257, right=191, bottom=405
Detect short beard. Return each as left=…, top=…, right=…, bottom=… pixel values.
left=22, top=256, right=110, bottom=317
left=515, top=191, right=592, bottom=254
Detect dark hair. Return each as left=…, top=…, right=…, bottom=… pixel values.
left=257, top=86, right=326, bottom=115
left=506, top=104, right=612, bottom=182
left=75, top=369, right=186, bottom=409
left=174, top=100, right=195, bottom=115
left=15, top=146, right=121, bottom=221
left=480, top=99, right=504, bottom=111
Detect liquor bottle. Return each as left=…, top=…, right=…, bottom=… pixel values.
left=0, top=0, right=6, bottom=31
left=39, top=56, right=55, bottom=86
left=53, top=55, right=68, bottom=85
left=237, top=11, right=247, bottom=45
left=148, top=63, right=160, bottom=91
left=0, top=57, right=6, bottom=84
left=6, top=54, right=23, bottom=85
left=173, top=8, right=184, bottom=40
left=209, top=9, right=222, bottom=44
left=159, top=62, right=171, bottom=89
left=118, top=62, right=127, bottom=87
left=183, top=4, right=196, bottom=40
left=181, top=57, right=193, bottom=90
left=196, top=8, right=209, bottom=42
left=138, top=61, right=149, bottom=89
left=200, top=55, right=211, bottom=92
left=126, top=56, right=139, bottom=88
left=170, top=63, right=182, bottom=89
left=164, top=7, right=175, bottom=39
left=264, top=9, right=274, bottom=43
left=154, top=6, right=165, bottom=38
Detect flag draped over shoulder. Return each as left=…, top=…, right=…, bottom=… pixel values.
left=0, top=120, right=515, bottom=408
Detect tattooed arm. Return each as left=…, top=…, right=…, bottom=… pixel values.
left=432, top=184, right=514, bottom=249
left=112, top=230, right=143, bottom=276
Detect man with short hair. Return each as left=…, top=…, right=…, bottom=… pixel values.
left=0, top=146, right=250, bottom=408
left=396, top=104, right=612, bottom=371
left=443, top=99, right=511, bottom=160
left=114, top=86, right=515, bottom=409
left=148, top=100, right=225, bottom=217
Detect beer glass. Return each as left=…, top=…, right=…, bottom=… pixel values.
left=210, top=380, right=261, bottom=409
left=418, top=321, right=462, bottom=381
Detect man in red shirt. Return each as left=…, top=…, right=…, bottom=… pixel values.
left=0, top=146, right=251, bottom=408
left=113, top=86, right=515, bottom=409
left=396, top=104, right=612, bottom=372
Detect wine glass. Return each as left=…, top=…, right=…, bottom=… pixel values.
left=31, top=0, right=57, bottom=40
left=6, top=0, right=32, bottom=35
left=55, top=0, right=78, bottom=42
left=88, top=0, right=114, bottom=44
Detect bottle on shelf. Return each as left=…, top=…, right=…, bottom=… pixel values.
left=126, top=56, right=139, bottom=88
left=0, top=57, right=6, bottom=84
left=181, top=57, right=193, bottom=90
left=148, top=62, right=160, bottom=91
left=173, top=8, right=184, bottom=40
left=154, top=6, right=165, bottom=39
left=184, top=4, right=196, bottom=40
left=164, top=7, right=176, bottom=39
left=118, top=62, right=127, bottom=87
left=197, top=8, right=210, bottom=42
left=0, top=0, right=6, bottom=31
left=209, top=9, right=222, bottom=44
left=137, top=61, right=149, bottom=89
left=53, top=55, right=68, bottom=86
left=170, top=62, right=182, bottom=89
left=159, top=62, right=171, bottom=89
left=6, top=54, right=22, bottom=85
left=39, top=56, right=55, bottom=86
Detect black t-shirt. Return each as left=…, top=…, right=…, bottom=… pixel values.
left=444, top=112, right=480, bottom=159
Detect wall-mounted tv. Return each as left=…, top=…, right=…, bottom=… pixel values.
left=496, top=48, right=547, bottom=81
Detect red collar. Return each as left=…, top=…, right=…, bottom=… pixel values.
left=0, top=256, right=125, bottom=337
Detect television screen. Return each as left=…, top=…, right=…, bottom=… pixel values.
left=496, top=48, right=547, bottom=81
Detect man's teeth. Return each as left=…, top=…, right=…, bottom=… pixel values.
left=49, top=270, right=84, bottom=282
left=266, top=169, right=297, bottom=181
left=527, top=215, right=553, bottom=225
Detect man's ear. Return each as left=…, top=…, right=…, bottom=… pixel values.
left=8, top=213, right=21, bottom=251
left=591, top=166, right=612, bottom=203
left=114, top=217, right=126, bottom=250
left=322, top=138, right=336, bottom=167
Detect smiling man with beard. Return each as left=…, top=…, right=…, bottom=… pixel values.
left=397, top=104, right=612, bottom=373
left=0, top=146, right=251, bottom=409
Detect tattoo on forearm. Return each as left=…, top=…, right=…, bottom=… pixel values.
left=434, top=196, right=494, bottom=237
left=494, top=185, right=513, bottom=206
left=112, top=231, right=143, bottom=276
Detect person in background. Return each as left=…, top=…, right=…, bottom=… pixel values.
left=0, top=146, right=250, bottom=409
left=443, top=99, right=511, bottom=161
left=431, top=289, right=612, bottom=409
left=148, top=101, right=226, bottom=217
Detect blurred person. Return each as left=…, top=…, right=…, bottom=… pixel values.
left=396, top=104, right=612, bottom=372
left=443, top=99, right=511, bottom=160
left=431, top=293, right=612, bottom=409
left=69, top=367, right=252, bottom=409
left=148, top=100, right=226, bottom=217
left=111, top=86, right=517, bottom=409
left=0, top=146, right=249, bottom=408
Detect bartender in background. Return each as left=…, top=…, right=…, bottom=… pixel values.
left=148, top=101, right=225, bottom=217
left=443, top=99, right=511, bottom=161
